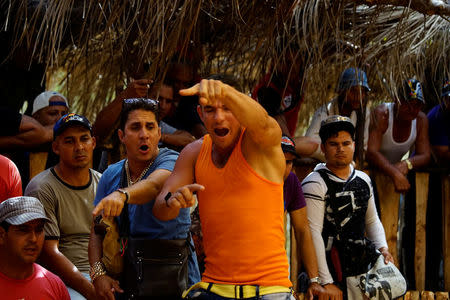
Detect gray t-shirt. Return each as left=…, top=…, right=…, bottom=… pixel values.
left=25, top=168, right=101, bottom=272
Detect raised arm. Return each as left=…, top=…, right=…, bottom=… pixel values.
left=180, top=79, right=281, bottom=149
left=93, top=79, right=152, bottom=143
left=161, top=130, right=196, bottom=148
left=366, top=105, right=410, bottom=193
left=153, top=140, right=202, bottom=221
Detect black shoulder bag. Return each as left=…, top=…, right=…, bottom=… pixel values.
left=118, top=165, right=190, bottom=298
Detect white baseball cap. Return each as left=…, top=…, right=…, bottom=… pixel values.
left=32, top=91, right=69, bottom=115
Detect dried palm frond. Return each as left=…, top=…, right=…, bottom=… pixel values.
left=1, top=0, right=448, bottom=125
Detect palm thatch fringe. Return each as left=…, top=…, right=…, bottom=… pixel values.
left=1, top=1, right=449, bottom=125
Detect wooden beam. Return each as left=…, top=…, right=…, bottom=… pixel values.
left=374, top=172, right=400, bottom=266
left=414, top=172, right=429, bottom=291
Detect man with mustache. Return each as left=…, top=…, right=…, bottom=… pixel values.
left=0, top=196, right=70, bottom=299
left=25, top=113, right=101, bottom=300
left=90, top=98, right=200, bottom=299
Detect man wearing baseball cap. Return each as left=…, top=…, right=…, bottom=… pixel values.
left=25, top=113, right=101, bottom=299
left=302, top=116, right=393, bottom=299
left=427, top=79, right=450, bottom=166
left=32, top=91, right=69, bottom=127
left=367, top=78, right=430, bottom=193
left=0, top=196, right=70, bottom=299
left=306, top=68, right=372, bottom=163
left=281, top=135, right=325, bottom=299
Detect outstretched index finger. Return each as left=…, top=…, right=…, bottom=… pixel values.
left=179, top=83, right=200, bottom=96
left=185, top=183, right=205, bottom=193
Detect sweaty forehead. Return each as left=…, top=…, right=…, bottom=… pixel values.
left=126, top=109, right=157, bottom=123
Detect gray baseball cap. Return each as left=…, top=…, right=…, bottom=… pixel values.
left=0, top=196, right=50, bottom=225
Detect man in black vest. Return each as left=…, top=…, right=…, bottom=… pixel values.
left=301, top=116, right=394, bottom=300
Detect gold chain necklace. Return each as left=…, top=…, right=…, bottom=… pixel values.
left=125, top=159, right=153, bottom=187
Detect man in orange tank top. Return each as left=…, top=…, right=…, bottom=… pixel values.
left=153, top=75, right=314, bottom=299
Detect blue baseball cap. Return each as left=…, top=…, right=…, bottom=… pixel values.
left=53, top=113, right=92, bottom=139
left=337, top=68, right=371, bottom=92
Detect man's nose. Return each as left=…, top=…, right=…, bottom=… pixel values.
left=214, top=109, right=225, bottom=121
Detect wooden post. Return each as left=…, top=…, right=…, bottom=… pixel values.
left=421, top=291, right=435, bottom=300
left=414, top=172, right=429, bottom=291
left=436, top=291, right=450, bottom=300
left=29, top=152, right=48, bottom=180
left=403, top=290, right=420, bottom=300
left=443, top=175, right=450, bottom=291
left=374, top=172, right=400, bottom=266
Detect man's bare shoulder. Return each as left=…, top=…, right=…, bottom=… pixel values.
left=416, top=111, right=429, bottom=125
left=176, top=138, right=204, bottom=165
left=370, top=103, right=389, bottom=132
left=373, top=103, right=389, bottom=117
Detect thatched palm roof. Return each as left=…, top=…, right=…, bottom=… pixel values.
left=2, top=0, right=449, bottom=125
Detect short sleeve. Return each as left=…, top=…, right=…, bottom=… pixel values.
left=27, top=184, right=60, bottom=239
left=285, top=172, right=306, bottom=212
left=154, top=149, right=179, bottom=172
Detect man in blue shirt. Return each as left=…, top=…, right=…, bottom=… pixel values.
left=89, top=98, right=200, bottom=299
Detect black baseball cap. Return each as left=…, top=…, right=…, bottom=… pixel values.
left=319, top=115, right=355, bottom=143
left=53, top=113, right=92, bottom=139
left=398, top=79, right=425, bottom=103
left=281, top=135, right=299, bottom=158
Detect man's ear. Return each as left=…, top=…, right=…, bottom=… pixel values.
left=320, top=143, right=325, bottom=154
left=118, top=129, right=124, bottom=143
left=52, top=140, right=59, bottom=156
left=91, top=136, right=97, bottom=149
left=196, top=105, right=204, bottom=122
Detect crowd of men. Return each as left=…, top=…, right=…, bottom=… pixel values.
left=0, top=62, right=448, bottom=300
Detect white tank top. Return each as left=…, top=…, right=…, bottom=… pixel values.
left=379, top=102, right=417, bottom=163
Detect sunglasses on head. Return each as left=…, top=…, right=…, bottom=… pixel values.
left=123, top=98, right=159, bottom=106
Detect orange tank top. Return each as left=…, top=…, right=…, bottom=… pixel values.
left=195, top=131, right=291, bottom=287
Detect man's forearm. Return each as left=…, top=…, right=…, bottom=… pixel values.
left=88, top=225, right=104, bottom=265
left=41, top=247, right=95, bottom=298
left=127, top=170, right=171, bottom=205
left=221, top=84, right=280, bottom=144
left=367, top=151, right=401, bottom=179
left=92, top=96, right=123, bottom=143
left=409, top=153, right=430, bottom=169
left=296, top=231, right=319, bottom=279
left=153, top=192, right=181, bottom=221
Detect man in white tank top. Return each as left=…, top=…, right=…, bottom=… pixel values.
left=366, top=79, right=431, bottom=193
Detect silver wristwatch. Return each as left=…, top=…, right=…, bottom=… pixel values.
left=310, top=276, right=321, bottom=285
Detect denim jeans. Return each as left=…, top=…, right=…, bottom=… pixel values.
left=67, top=272, right=90, bottom=300
left=190, top=290, right=295, bottom=300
